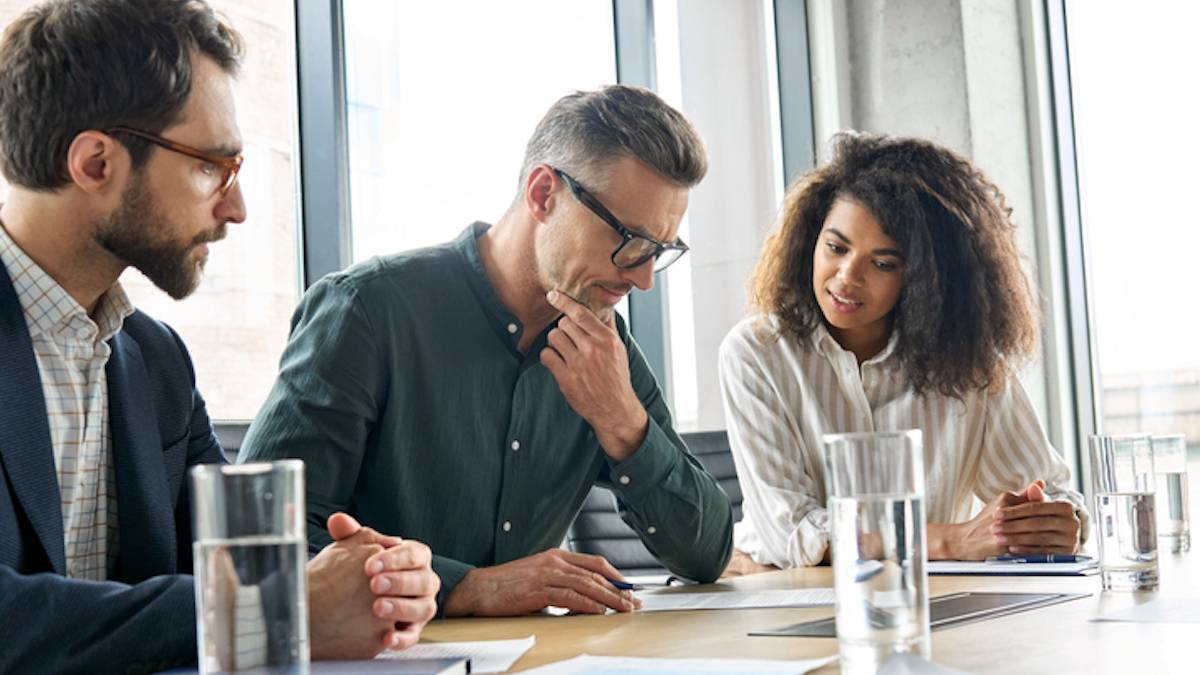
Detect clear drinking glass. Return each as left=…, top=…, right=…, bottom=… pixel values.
left=824, top=430, right=929, bottom=675
left=191, top=461, right=310, bottom=673
left=1088, top=434, right=1159, bottom=591
left=1152, top=434, right=1190, bottom=553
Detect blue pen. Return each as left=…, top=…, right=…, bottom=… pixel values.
left=985, top=554, right=1092, bottom=564
left=606, top=578, right=642, bottom=591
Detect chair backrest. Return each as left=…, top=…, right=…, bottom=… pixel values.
left=565, top=429, right=743, bottom=575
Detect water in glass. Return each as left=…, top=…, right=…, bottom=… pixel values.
left=830, top=493, right=930, bottom=674
left=195, top=534, right=308, bottom=673
left=1095, top=491, right=1159, bottom=590
left=1156, top=471, right=1190, bottom=553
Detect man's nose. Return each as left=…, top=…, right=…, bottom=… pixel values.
left=216, top=180, right=247, bottom=224
left=621, top=259, right=656, bottom=292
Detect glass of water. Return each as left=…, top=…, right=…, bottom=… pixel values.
left=1152, top=434, right=1190, bottom=553
left=1088, top=434, right=1158, bottom=591
left=191, top=461, right=309, bottom=673
left=824, top=430, right=929, bottom=675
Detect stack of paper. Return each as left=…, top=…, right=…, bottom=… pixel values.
left=1093, top=597, right=1200, bottom=623
left=637, top=588, right=835, bottom=612
left=377, top=635, right=535, bottom=673
left=520, top=654, right=837, bottom=674
left=927, top=560, right=1096, bottom=576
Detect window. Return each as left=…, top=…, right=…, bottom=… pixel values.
left=652, top=0, right=789, bottom=431
left=0, top=0, right=301, bottom=423
left=120, top=0, right=300, bottom=422
left=1066, top=2, right=1200, bottom=450
left=342, top=0, right=617, bottom=261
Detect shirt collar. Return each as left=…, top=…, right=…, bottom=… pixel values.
left=455, top=222, right=528, bottom=354
left=810, top=320, right=900, bottom=367
left=0, top=221, right=134, bottom=343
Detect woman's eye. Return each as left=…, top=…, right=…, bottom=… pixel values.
left=200, top=162, right=218, bottom=176
left=874, top=259, right=899, bottom=272
left=825, top=241, right=847, bottom=255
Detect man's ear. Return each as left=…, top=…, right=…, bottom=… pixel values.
left=64, top=130, right=127, bottom=195
left=523, top=164, right=557, bottom=223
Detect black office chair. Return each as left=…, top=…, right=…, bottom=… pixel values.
left=565, top=429, right=743, bottom=576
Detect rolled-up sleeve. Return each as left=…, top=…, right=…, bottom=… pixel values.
left=718, top=328, right=830, bottom=567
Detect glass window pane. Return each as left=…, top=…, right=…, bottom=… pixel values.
left=343, top=0, right=617, bottom=261
left=0, top=1, right=301, bottom=423
left=1066, top=2, right=1200, bottom=451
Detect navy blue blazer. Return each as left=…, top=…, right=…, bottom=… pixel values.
left=0, top=264, right=224, bottom=674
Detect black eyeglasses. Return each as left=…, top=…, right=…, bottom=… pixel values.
left=107, top=126, right=244, bottom=197
left=553, top=168, right=689, bottom=272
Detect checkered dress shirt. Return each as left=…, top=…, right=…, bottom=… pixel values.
left=0, top=223, right=133, bottom=580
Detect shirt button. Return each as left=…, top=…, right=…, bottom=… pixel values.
left=618, top=475, right=631, bottom=485
left=507, top=323, right=518, bottom=334
left=647, top=526, right=657, bottom=535
left=502, top=521, right=512, bottom=532
left=511, top=440, right=520, bottom=451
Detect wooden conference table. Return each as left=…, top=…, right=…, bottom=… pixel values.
left=422, top=553, right=1197, bottom=673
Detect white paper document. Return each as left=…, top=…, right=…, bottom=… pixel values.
left=927, top=560, right=1096, bottom=576
left=377, top=635, right=535, bottom=673
left=877, top=653, right=974, bottom=675
left=521, top=653, right=837, bottom=674
left=1093, top=596, right=1200, bottom=623
left=636, top=588, right=835, bottom=612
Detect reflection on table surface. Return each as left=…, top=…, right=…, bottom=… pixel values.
left=423, top=553, right=1200, bottom=673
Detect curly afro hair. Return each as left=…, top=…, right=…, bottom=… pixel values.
left=749, top=131, right=1039, bottom=399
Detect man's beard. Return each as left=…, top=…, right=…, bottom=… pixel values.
left=94, top=173, right=225, bottom=300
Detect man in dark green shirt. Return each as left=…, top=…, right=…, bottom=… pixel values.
left=240, top=85, right=734, bottom=617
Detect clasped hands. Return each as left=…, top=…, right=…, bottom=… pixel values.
left=306, top=513, right=439, bottom=659
left=934, top=480, right=1082, bottom=560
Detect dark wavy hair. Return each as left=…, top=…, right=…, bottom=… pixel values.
left=0, top=0, right=244, bottom=190
left=750, top=132, right=1039, bottom=398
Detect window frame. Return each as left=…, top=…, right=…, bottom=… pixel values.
left=1046, top=0, right=1100, bottom=487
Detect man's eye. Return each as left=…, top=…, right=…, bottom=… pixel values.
left=200, top=162, right=218, bottom=176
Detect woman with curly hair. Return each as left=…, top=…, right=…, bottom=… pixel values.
left=719, top=132, right=1087, bottom=573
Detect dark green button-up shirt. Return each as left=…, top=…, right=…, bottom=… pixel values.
left=240, top=223, right=733, bottom=609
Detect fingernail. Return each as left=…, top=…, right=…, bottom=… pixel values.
left=995, top=535, right=1008, bottom=544
left=377, top=576, right=391, bottom=592
left=382, top=600, right=395, bottom=616
left=547, top=290, right=558, bottom=301
left=369, top=560, right=383, bottom=574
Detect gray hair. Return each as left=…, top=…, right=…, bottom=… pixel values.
left=517, top=84, right=707, bottom=195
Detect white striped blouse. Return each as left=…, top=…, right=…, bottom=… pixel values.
left=718, top=315, right=1087, bottom=568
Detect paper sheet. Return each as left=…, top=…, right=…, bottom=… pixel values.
left=520, top=653, right=837, bottom=674
left=876, top=653, right=974, bottom=675
left=637, top=588, right=835, bottom=612
left=927, top=560, right=1096, bottom=576
left=1093, top=596, right=1200, bottom=623
left=377, top=635, right=535, bottom=673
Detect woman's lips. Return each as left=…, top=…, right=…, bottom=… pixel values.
left=828, top=289, right=863, bottom=313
